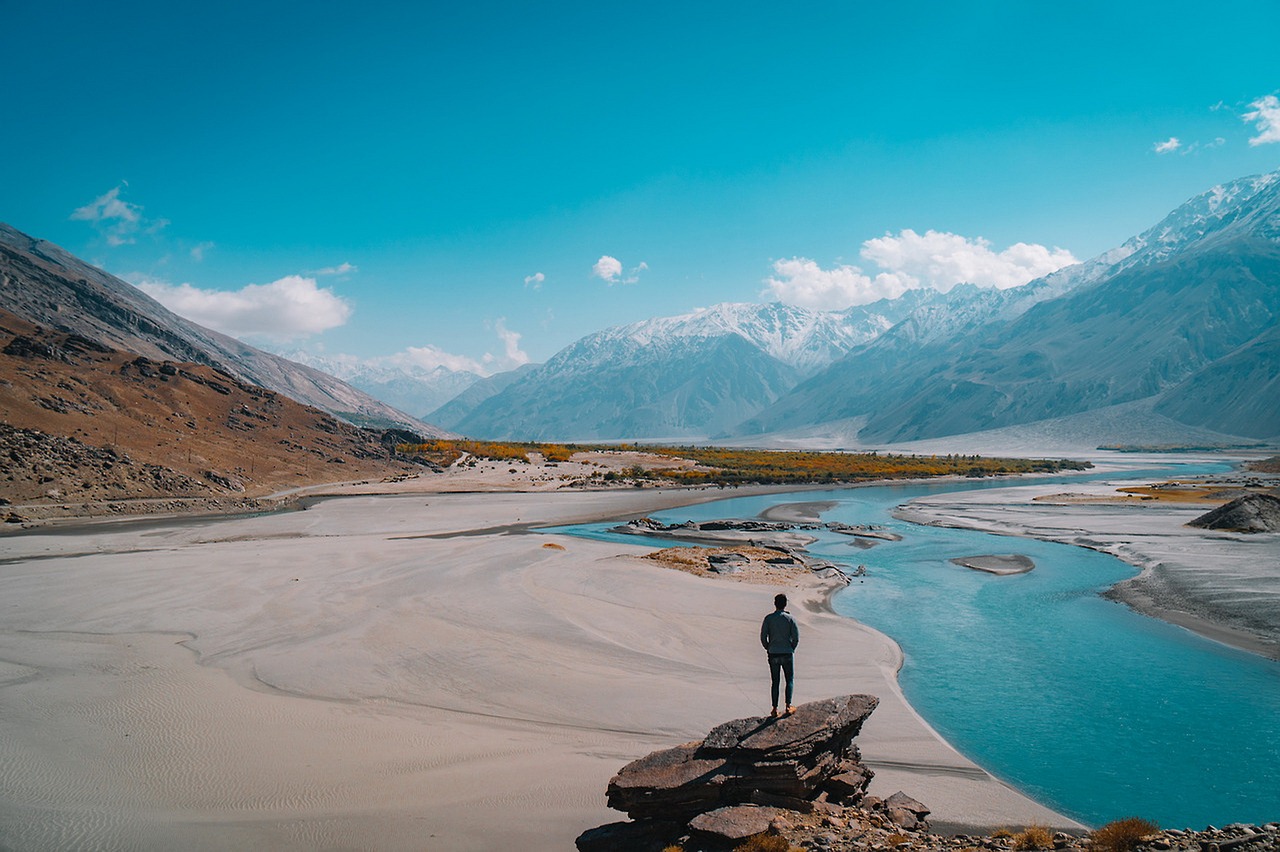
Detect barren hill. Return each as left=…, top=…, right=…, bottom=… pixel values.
left=0, top=223, right=447, bottom=436
left=0, top=310, right=424, bottom=513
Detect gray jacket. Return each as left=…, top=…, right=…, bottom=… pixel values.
left=760, top=610, right=799, bottom=655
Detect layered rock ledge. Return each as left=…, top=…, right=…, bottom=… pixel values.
left=579, top=695, right=891, bottom=850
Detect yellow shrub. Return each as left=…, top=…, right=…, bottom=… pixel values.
left=1015, top=825, right=1054, bottom=850
left=737, top=836, right=797, bottom=852
left=1091, top=818, right=1160, bottom=852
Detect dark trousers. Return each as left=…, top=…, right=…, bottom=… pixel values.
left=768, top=652, right=794, bottom=708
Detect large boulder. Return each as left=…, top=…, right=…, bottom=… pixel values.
left=605, top=695, right=878, bottom=821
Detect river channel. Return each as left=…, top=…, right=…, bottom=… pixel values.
left=553, top=464, right=1280, bottom=828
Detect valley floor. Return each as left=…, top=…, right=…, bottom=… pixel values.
left=0, top=487, right=1075, bottom=851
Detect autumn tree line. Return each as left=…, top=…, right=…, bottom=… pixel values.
left=396, top=440, right=1091, bottom=485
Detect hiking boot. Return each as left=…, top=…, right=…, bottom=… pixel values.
left=768, top=708, right=779, bottom=718
left=785, top=705, right=796, bottom=715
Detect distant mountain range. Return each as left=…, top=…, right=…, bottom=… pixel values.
left=279, top=350, right=484, bottom=422
left=446, top=298, right=934, bottom=440
left=434, top=170, right=1280, bottom=446
left=745, top=171, right=1280, bottom=444
left=5, top=168, right=1277, bottom=453
left=0, top=223, right=447, bottom=437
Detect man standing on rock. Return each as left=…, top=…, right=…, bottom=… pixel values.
left=760, top=593, right=799, bottom=717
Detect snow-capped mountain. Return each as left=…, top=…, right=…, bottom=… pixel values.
left=1110, top=171, right=1280, bottom=270
left=451, top=300, right=926, bottom=440
left=740, top=169, right=1280, bottom=443
left=281, top=351, right=484, bottom=420
left=589, top=300, right=908, bottom=375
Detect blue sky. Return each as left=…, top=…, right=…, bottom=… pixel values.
left=4, top=1, right=1280, bottom=375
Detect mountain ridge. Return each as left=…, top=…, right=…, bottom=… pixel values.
left=0, top=223, right=449, bottom=437
left=737, top=170, right=1280, bottom=445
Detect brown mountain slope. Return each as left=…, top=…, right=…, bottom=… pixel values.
left=0, top=309, right=425, bottom=510
left=0, top=222, right=450, bottom=436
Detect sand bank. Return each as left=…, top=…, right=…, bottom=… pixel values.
left=896, top=481, right=1280, bottom=660
left=949, top=554, right=1036, bottom=575
left=758, top=500, right=839, bottom=523
left=0, top=488, right=1078, bottom=850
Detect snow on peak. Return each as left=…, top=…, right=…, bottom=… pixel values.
left=589, top=301, right=893, bottom=373
left=1116, top=168, right=1280, bottom=269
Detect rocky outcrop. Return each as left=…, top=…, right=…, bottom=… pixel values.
left=578, top=695, right=883, bottom=850
left=1189, top=493, right=1280, bottom=532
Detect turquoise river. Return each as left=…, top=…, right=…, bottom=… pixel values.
left=553, top=464, right=1280, bottom=829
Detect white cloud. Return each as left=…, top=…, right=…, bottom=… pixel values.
left=394, top=345, right=490, bottom=375
left=766, top=229, right=1078, bottom=310
left=1243, top=94, right=1280, bottom=146
left=132, top=274, right=353, bottom=341
left=524, top=271, right=545, bottom=290
left=312, top=262, right=357, bottom=276
left=70, top=184, right=166, bottom=246
left=592, top=255, right=623, bottom=283
left=1154, top=137, right=1181, bottom=154
left=592, top=255, right=647, bottom=285
left=190, top=241, right=214, bottom=262
left=765, top=258, right=912, bottom=310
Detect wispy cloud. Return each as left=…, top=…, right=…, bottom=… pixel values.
left=70, top=184, right=167, bottom=246
left=592, top=255, right=647, bottom=285
left=322, top=319, right=530, bottom=377
left=489, top=317, right=530, bottom=368
left=312, top=262, right=358, bottom=276
left=524, top=271, right=545, bottom=290
left=130, top=274, right=353, bottom=341
left=1243, top=94, right=1280, bottom=146
left=1155, top=135, right=1225, bottom=156
left=766, top=230, right=1078, bottom=311
left=190, top=241, right=215, bottom=262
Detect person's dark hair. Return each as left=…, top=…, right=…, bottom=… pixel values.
left=774, top=593, right=787, bottom=609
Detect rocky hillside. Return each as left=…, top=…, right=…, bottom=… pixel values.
left=0, top=223, right=447, bottom=435
left=0, top=309, right=425, bottom=515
